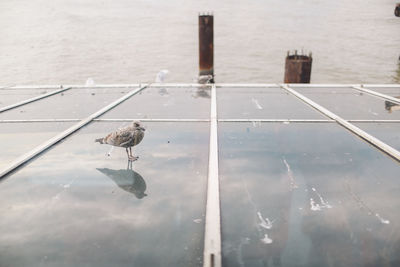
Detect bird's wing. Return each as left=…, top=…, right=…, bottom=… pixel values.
left=104, top=128, right=133, bottom=146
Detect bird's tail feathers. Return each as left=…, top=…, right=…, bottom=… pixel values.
left=95, top=138, right=104, bottom=144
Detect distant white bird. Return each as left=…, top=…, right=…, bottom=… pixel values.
left=95, top=121, right=145, bottom=161
left=197, top=74, right=213, bottom=84
left=85, top=78, right=95, bottom=87
left=155, top=70, right=169, bottom=83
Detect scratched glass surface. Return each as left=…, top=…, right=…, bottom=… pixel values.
left=366, top=87, right=400, bottom=97
left=0, top=122, right=208, bottom=267
left=354, top=123, right=400, bottom=151
left=0, top=88, right=136, bottom=120
left=0, top=122, right=74, bottom=170
left=219, top=122, right=400, bottom=267
left=0, top=89, right=51, bottom=108
left=100, top=86, right=210, bottom=119
left=217, top=87, right=325, bottom=120
left=294, top=87, right=400, bottom=120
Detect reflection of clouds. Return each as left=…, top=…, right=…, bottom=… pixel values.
left=0, top=122, right=208, bottom=266
left=220, top=123, right=400, bottom=266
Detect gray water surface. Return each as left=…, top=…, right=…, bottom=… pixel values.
left=0, top=0, right=399, bottom=85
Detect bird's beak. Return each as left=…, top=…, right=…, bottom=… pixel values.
left=140, top=127, right=146, bottom=131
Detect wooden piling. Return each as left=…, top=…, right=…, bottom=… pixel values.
left=284, top=51, right=313, bottom=83
left=199, top=13, right=214, bottom=82
left=395, top=3, right=400, bottom=17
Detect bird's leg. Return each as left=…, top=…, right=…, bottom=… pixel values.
left=127, top=160, right=132, bottom=170
left=128, top=147, right=138, bottom=161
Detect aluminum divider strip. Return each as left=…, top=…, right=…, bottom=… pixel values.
left=1, top=119, right=399, bottom=123
left=352, top=85, right=400, bottom=105
left=0, top=87, right=72, bottom=113
left=203, top=84, right=222, bottom=267
left=215, top=84, right=278, bottom=88
left=219, top=119, right=335, bottom=123
left=280, top=84, right=400, bottom=162
left=0, top=85, right=148, bottom=179
left=2, top=83, right=400, bottom=89
left=363, top=84, right=400, bottom=88
left=94, top=119, right=210, bottom=122
left=0, top=119, right=81, bottom=123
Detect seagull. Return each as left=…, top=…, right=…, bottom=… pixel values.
left=95, top=121, right=145, bottom=161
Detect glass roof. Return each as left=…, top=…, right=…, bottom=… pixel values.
left=365, top=87, right=400, bottom=97
left=296, top=88, right=400, bottom=120
left=0, top=88, right=51, bottom=108
left=0, top=122, right=75, bottom=170
left=100, top=86, right=210, bottom=120
left=354, top=122, right=400, bottom=151
left=294, top=87, right=400, bottom=120
left=0, top=84, right=399, bottom=267
left=217, top=87, right=325, bottom=120
left=219, top=122, right=400, bottom=266
left=0, top=88, right=134, bottom=120
left=0, top=121, right=208, bottom=266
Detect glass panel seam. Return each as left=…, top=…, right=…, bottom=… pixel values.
left=280, top=84, right=400, bottom=162
left=203, top=84, right=222, bottom=267
left=0, top=87, right=72, bottom=113
left=352, top=85, right=400, bottom=105
left=0, top=85, right=148, bottom=179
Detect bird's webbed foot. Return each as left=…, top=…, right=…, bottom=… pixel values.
left=128, top=156, right=139, bottom=162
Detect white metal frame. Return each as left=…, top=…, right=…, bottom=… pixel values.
left=203, top=84, right=222, bottom=267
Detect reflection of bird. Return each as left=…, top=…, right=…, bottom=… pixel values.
left=97, top=165, right=147, bottom=199
left=95, top=121, right=145, bottom=161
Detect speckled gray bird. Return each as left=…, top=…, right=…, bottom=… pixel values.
left=95, top=121, right=145, bottom=161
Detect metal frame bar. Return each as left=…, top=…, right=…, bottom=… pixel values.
left=0, top=119, right=81, bottom=123
left=2, top=119, right=400, bottom=124
left=280, top=84, right=400, bottom=162
left=0, top=85, right=66, bottom=90
left=0, top=85, right=148, bottom=179
left=94, top=119, right=210, bottom=122
left=0, top=87, right=72, bottom=113
left=363, top=84, right=400, bottom=88
left=2, top=83, right=400, bottom=89
left=219, top=119, right=334, bottom=123
left=352, top=85, right=400, bottom=105
left=203, top=84, right=222, bottom=267
left=215, top=83, right=278, bottom=88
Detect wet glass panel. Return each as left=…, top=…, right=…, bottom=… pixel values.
left=0, top=122, right=74, bottom=170
left=219, top=122, right=400, bottom=267
left=217, top=87, right=325, bottom=120
left=100, top=86, right=210, bottom=119
left=0, top=89, right=51, bottom=108
left=0, top=121, right=208, bottom=267
left=294, top=87, right=400, bottom=120
left=354, top=122, right=400, bottom=151
left=365, top=87, right=400, bottom=97
left=0, top=88, right=135, bottom=120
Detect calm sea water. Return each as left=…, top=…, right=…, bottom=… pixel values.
left=0, top=0, right=399, bottom=85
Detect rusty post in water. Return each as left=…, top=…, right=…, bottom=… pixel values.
left=199, top=13, right=214, bottom=82
left=284, top=50, right=313, bottom=83
left=395, top=3, right=400, bottom=17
